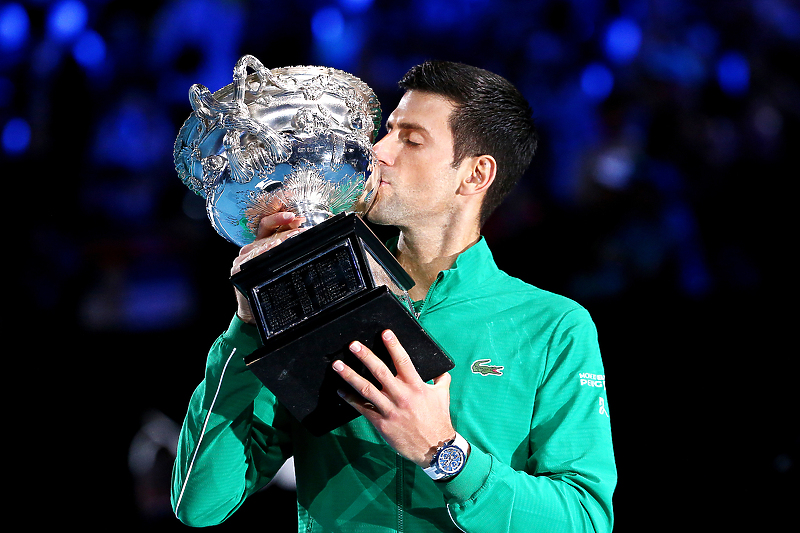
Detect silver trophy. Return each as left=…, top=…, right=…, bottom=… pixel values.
left=174, top=54, right=381, bottom=246
left=173, top=55, right=452, bottom=436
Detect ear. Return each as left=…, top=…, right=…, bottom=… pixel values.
left=458, top=155, right=497, bottom=196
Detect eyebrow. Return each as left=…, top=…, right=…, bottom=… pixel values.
left=386, top=119, right=430, bottom=134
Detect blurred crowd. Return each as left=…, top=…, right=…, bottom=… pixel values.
left=3, top=0, right=796, bottom=530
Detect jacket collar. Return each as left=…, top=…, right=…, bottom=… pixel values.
left=387, top=235, right=499, bottom=314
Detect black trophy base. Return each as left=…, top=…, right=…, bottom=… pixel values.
left=244, top=286, right=454, bottom=436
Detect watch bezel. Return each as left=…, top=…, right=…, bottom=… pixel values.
left=436, top=444, right=465, bottom=475
left=423, top=432, right=469, bottom=481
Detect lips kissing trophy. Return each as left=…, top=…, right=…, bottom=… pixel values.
left=174, top=55, right=452, bottom=435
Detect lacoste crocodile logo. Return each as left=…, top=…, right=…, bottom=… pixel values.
left=471, top=359, right=504, bottom=376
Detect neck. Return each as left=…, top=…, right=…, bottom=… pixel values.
left=396, top=221, right=480, bottom=301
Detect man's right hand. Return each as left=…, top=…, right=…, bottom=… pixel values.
left=231, top=211, right=306, bottom=324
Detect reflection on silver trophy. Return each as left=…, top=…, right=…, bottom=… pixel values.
left=174, top=54, right=382, bottom=247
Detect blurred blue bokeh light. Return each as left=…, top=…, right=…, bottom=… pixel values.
left=93, top=99, right=173, bottom=170
left=580, top=62, right=614, bottom=100
left=0, top=2, right=29, bottom=51
left=311, top=6, right=362, bottom=71
left=312, top=7, right=345, bottom=42
left=2, top=116, right=30, bottom=154
left=339, top=0, right=374, bottom=14
left=73, top=29, right=106, bottom=69
left=124, top=276, right=196, bottom=331
left=604, top=17, right=641, bottom=64
left=716, top=51, right=750, bottom=96
left=47, top=0, right=88, bottom=43
left=645, top=43, right=707, bottom=86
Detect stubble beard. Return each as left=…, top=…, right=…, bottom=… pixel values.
left=365, top=192, right=403, bottom=227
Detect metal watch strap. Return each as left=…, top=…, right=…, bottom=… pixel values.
left=423, top=432, right=469, bottom=481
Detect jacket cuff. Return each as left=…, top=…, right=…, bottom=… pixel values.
left=222, top=314, right=263, bottom=356
left=437, top=443, right=492, bottom=503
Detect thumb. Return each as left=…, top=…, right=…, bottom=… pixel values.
left=432, top=372, right=451, bottom=388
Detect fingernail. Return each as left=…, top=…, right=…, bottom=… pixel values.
left=333, top=361, right=345, bottom=372
left=349, top=341, right=362, bottom=353
left=280, top=212, right=295, bottom=221
left=382, top=330, right=394, bottom=341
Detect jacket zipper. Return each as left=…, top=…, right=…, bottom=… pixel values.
left=396, top=453, right=404, bottom=532
left=416, top=272, right=443, bottom=318
left=396, top=273, right=442, bottom=531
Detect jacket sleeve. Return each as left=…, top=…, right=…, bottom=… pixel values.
left=171, top=315, right=293, bottom=527
left=441, top=307, right=616, bottom=533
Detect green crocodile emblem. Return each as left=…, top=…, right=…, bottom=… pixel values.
left=471, top=359, right=504, bottom=376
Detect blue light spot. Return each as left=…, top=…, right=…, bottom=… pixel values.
left=312, top=7, right=345, bottom=42
left=47, top=0, right=88, bottom=42
left=644, top=44, right=706, bottom=86
left=0, top=3, right=29, bottom=51
left=716, top=51, right=749, bottom=96
left=73, top=29, right=105, bottom=68
left=339, top=0, right=373, bottom=13
left=604, top=17, right=641, bottom=64
left=580, top=63, right=614, bottom=100
left=125, top=276, right=195, bottom=330
left=2, top=117, right=31, bottom=155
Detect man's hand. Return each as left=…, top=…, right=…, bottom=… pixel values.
left=333, top=329, right=456, bottom=468
left=231, top=211, right=305, bottom=324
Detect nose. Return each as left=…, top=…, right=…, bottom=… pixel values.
left=372, top=132, right=394, bottom=166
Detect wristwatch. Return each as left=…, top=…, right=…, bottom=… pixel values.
left=423, top=432, right=469, bottom=482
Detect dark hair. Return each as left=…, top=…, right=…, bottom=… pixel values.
left=399, top=61, right=538, bottom=226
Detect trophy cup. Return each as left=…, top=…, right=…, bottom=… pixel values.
left=174, top=55, right=453, bottom=436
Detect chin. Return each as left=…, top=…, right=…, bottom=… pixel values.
left=365, top=205, right=397, bottom=227
left=365, top=209, right=390, bottom=226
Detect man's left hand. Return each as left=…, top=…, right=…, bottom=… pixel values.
left=333, top=329, right=455, bottom=468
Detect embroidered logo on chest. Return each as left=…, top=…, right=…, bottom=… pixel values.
left=471, top=359, right=504, bottom=376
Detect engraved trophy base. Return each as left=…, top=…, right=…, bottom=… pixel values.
left=231, top=213, right=454, bottom=436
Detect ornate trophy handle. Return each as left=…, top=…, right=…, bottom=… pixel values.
left=187, top=55, right=294, bottom=187
left=232, top=54, right=293, bottom=110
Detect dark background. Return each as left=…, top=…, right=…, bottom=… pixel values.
left=5, top=0, right=796, bottom=530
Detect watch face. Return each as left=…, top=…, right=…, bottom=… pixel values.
left=437, top=446, right=465, bottom=474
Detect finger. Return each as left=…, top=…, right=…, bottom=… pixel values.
left=335, top=386, right=380, bottom=418
left=431, top=372, right=451, bottom=401
left=380, top=330, right=424, bottom=385
left=266, top=215, right=307, bottom=237
left=332, top=359, right=391, bottom=415
left=232, top=228, right=302, bottom=275
left=282, top=215, right=306, bottom=230
left=347, top=340, right=406, bottom=394
left=432, top=372, right=451, bottom=387
left=256, top=211, right=297, bottom=239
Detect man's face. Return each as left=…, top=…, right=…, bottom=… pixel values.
left=366, top=90, right=466, bottom=229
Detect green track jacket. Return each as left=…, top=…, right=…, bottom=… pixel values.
left=171, top=238, right=616, bottom=532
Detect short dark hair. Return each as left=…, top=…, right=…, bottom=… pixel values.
left=399, top=61, right=538, bottom=226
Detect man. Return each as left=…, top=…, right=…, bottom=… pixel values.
left=172, top=61, right=616, bottom=532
